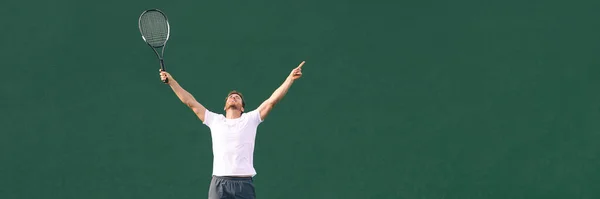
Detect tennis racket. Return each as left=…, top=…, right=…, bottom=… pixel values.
left=138, top=8, right=171, bottom=83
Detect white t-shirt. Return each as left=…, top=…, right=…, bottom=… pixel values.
left=203, top=109, right=263, bottom=177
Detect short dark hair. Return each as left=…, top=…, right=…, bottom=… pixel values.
left=225, top=90, right=245, bottom=108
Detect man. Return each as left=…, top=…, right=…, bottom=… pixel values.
left=159, top=61, right=304, bottom=199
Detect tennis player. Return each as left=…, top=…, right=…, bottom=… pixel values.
left=159, top=61, right=304, bottom=199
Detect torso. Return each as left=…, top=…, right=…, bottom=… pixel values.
left=204, top=110, right=263, bottom=177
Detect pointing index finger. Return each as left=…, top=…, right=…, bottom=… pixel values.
left=297, top=61, right=305, bottom=69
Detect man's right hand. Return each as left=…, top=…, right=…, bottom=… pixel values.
left=160, top=70, right=172, bottom=83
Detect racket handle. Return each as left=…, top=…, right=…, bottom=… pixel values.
left=160, top=59, right=169, bottom=84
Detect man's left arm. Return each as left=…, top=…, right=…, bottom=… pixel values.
left=257, top=61, right=305, bottom=120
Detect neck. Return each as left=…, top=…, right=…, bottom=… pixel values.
left=225, top=109, right=242, bottom=119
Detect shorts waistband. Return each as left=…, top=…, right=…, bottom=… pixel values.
left=213, top=175, right=254, bottom=181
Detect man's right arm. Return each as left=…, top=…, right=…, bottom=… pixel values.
left=160, top=71, right=207, bottom=122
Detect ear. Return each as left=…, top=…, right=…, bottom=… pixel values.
left=241, top=107, right=245, bottom=112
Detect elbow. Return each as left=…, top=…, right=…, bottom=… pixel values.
left=182, top=98, right=195, bottom=107
left=266, top=99, right=277, bottom=107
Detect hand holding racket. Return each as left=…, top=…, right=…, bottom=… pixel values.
left=159, top=69, right=172, bottom=84
left=138, top=8, right=171, bottom=84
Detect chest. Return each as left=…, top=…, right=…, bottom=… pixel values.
left=210, top=118, right=257, bottom=141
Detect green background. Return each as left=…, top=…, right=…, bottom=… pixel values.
left=2, top=0, right=600, bottom=198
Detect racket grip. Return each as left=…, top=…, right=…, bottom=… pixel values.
left=160, top=60, right=169, bottom=84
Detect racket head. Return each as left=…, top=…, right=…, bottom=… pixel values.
left=138, top=9, right=170, bottom=48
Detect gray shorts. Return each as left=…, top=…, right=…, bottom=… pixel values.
left=208, top=175, right=256, bottom=199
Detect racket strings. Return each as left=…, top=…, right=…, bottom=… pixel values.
left=140, top=11, right=169, bottom=47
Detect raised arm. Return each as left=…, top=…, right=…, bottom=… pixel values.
left=257, top=61, right=304, bottom=120
left=160, top=70, right=207, bottom=122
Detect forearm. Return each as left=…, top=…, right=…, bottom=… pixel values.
left=267, top=77, right=294, bottom=105
left=168, top=78, right=197, bottom=106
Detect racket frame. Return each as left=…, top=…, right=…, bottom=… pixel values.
left=138, top=8, right=171, bottom=83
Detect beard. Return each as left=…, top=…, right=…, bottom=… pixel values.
left=225, top=103, right=241, bottom=111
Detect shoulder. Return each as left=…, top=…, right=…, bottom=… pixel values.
left=244, top=109, right=260, bottom=117
left=204, top=109, right=224, bottom=125
left=244, top=109, right=263, bottom=123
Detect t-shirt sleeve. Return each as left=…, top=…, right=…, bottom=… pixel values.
left=203, top=109, right=219, bottom=127
left=247, top=109, right=263, bottom=126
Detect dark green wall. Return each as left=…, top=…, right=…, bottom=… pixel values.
left=2, top=0, right=600, bottom=198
